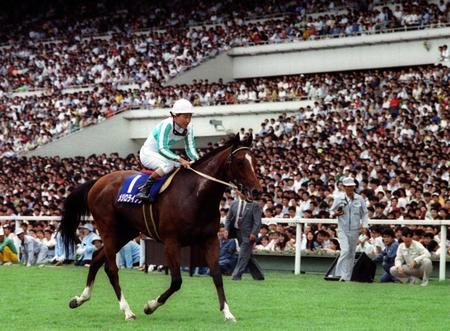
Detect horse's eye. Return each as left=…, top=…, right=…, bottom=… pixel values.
left=236, top=160, right=244, bottom=166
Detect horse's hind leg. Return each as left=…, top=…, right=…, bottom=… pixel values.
left=204, top=236, right=236, bottom=322
left=102, top=233, right=136, bottom=321
left=69, top=247, right=106, bottom=309
left=144, top=240, right=181, bottom=315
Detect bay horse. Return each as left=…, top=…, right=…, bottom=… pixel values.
left=60, top=134, right=262, bottom=321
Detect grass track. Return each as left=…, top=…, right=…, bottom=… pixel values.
left=0, top=265, right=449, bottom=331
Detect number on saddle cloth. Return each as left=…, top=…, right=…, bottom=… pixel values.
left=116, top=172, right=168, bottom=204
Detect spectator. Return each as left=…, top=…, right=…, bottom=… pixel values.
left=218, top=224, right=238, bottom=275
left=369, top=225, right=385, bottom=254
left=2, top=225, right=20, bottom=256
left=52, top=230, right=75, bottom=266
left=118, top=239, right=141, bottom=269
left=42, top=228, right=56, bottom=260
left=16, top=228, right=48, bottom=266
left=302, top=231, right=317, bottom=251
left=356, top=232, right=376, bottom=256
left=372, top=228, right=399, bottom=283
left=315, top=230, right=331, bottom=250
left=390, top=227, right=432, bottom=286
left=274, top=232, right=295, bottom=252
left=0, top=227, right=18, bottom=265
left=323, top=238, right=341, bottom=254
left=255, top=235, right=271, bottom=251
left=92, top=235, right=103, bottom=251
left=75, top=223, right=96, bottom=267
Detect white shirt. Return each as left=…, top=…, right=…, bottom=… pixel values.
left=395, top=240, right=431, bottom=267
left=235, top=199, right=247, bottom=229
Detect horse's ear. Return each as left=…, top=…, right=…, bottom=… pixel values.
left=232, top=133, right=240, bottom=149
left=244, top=134, right=253, bottom=147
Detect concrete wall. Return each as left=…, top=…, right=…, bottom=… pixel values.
left=25, top=114, right=140, bottom=158
left=125, top=100, right=312, bottom=139
left=25, top=100, right=313, bottom=157
left=230, top=27, right=450, bottom=78
left=166, top=52, right=234, bottom=86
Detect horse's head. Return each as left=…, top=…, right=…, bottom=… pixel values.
left=226, top=134, right=263, bottom=201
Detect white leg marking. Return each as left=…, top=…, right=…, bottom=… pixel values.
left=222, top=302, right=236, bottom=322
left=119, top=292, right=136, bottom=320
left=70, top=286, right=92, bottom=308
left=78, top=286, right=92, bottom=303
left=144, top=296, right=163, bottom=315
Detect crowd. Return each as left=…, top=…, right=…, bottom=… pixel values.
left=2, top=64, right=449, bottom=157
left=0, top=221, right=144, bottom=269
left=2, top=1, right=437, bottom=44
left=1, top=62, right=449, bottom=269
left=0, top=0, right=447, bottom=93
left=0, top=0, right=448, bottom=281
left=0, top=0, right=334, bottom=43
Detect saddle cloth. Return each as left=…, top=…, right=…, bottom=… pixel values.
left=116, top=169, right=179, bottom=204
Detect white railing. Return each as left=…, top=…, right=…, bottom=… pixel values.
left=1, top=215, right=448, bottom=280
left=260, top=218, right=449, bottom=281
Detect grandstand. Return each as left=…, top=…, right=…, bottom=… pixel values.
left=0, top=0, right=449, bottom=315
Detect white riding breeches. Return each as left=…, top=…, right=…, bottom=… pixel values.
left=140, top=148, right=179, bottom=175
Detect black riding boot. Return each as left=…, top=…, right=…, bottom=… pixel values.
left=136, top=177, right=155, bottom=201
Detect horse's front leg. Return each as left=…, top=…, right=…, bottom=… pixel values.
left=204, top=236, right=236, bottom=322
left=144, top=240, right=182, bottom=315
left=69, top=246, right=106, bottom=309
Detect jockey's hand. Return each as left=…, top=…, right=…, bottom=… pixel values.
left=179, top=158, right=191, bottom=168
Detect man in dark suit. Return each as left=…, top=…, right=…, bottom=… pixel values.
left=225, top=193, right=264, bottom=281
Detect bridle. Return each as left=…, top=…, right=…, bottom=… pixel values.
left=225, top=147, right=251, bottom=191
left=187, top=146, right=251, bottom=191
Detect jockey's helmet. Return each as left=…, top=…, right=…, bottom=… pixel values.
left=172, top=98, right=194, bottom=114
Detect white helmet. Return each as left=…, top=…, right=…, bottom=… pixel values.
left=172, top=98, right=194, bottom=114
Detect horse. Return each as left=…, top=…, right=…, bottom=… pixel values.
left=59, top=133, right=262, bottom=321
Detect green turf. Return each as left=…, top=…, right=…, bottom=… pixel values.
left=0, top=265, right=448, bottom=331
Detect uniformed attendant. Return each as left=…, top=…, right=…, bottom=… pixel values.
left=330, top=177, right=369, bottom=281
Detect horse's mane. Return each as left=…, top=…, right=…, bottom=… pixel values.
left=193, top=136, right=235, bottom=166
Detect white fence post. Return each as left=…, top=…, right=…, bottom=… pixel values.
left=439, top=224, right=448, bottom=281
left=294, top=222, right=302, bottom=275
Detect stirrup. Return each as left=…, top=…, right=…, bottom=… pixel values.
left=136, top=191, right=150, bottom=201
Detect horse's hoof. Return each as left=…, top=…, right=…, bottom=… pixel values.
left=144, top=299, right=160, bottom=315
left=225, top=316, right=237, bottom=322
left=143, top=303, right=154, bottom=315
left=69, top=298, right=79, bottom=309
left=125, top=314, right=136, bottom=321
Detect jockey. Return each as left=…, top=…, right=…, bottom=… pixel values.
left=136, top=98, right=199, bottom=201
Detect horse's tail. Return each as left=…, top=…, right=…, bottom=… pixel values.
left=60, top=180, right=98, bottom=252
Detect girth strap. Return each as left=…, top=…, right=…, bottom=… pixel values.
left=142, top=203, right=161, bottom=242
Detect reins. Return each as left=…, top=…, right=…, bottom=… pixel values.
left=187, top=146, right=250, bottom=190
left=188, top=167, right=238, bottom=189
